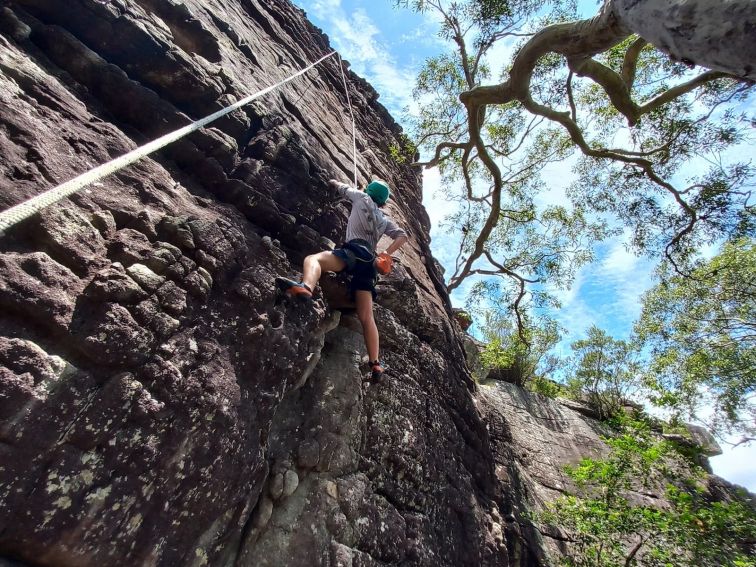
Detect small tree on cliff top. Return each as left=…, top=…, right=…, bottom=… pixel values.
left=479, top=309, right=563, bottom=390
left=540, top=418, right=756, bottom=566
left=396, top=0, right=754, bottom=330
left=568, top=325, right=641, bottom=419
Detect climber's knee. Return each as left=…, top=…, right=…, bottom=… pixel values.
left=313, top=251, right=346, bottom=273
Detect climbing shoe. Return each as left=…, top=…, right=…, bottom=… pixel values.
left=275, top=277, right=313, bottom=301
left=368, top=360, right=386, bottom=384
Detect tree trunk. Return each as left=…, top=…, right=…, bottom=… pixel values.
left=612, top=0, right=756, bottom=80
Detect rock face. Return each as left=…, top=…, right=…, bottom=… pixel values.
left=477, top=382, right=613, bottom=564
left=0, top=1, right=510, bottom=565
left=0, top=1, right=748, bottom=567
left=475, top=381, right=750, bottom=564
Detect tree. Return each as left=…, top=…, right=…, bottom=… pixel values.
left=636, top=238, right=756, bottom=442
left=568, top=326, right=641, bottom=419
left=397, top=0, right=754, bottom=332
left=479, top=309, right=563, bottom=391
left=610, top=0, right=756, bottom=80
left=540, top=418, right=756, bottom=567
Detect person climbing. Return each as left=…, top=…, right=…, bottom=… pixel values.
left=275, top=178, right=408, bottom=382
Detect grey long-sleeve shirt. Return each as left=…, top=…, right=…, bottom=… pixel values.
left=333, top=182, right=407, bottom=251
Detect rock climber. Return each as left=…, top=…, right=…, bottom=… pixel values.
left=276, top=178, right=408, bottom=382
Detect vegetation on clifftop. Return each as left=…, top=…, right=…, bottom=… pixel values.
left=539, top=417, right=756, bottom=567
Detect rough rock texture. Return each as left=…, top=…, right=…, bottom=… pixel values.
left=476, top=382, right=615, bottom=563
left=0, top=0, right=511, bottom=565
left=0, top=1, right=749, bottom=567
left=475, top=381, right=750, bottom=564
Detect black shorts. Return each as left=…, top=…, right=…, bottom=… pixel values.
left=332, top=239, right=378, bottom=299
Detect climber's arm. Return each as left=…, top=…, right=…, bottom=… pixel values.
left=328, top=179, right=362, bottom=203
left=382, top=220, right=408, bottom=255
left=384, top=235, right=408, bottom=255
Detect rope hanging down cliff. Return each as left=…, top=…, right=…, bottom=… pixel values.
left=0, top=50, right=358, bottom=235
left=336, top=54, right=358, bottom=188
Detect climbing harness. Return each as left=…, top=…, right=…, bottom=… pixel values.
left=0, top=49, right=359, bottom=235
left=338, top=239, right=376, bottom=270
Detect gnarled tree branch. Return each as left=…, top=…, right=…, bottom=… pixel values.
left=621, top=36, right=647, bottom=88
left=412, top=141, right=470, bottom=168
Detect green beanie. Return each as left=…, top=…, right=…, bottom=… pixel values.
left=366, top=180, right=390, bottom=205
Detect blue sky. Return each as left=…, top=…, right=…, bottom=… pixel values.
left=291, top=0, right=755, bottom=490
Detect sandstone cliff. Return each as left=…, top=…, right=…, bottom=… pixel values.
left=0, top=0, right=512, bottom=564
left=0, top=1, right=747, bottom=567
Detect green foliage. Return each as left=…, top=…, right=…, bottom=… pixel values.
left=529, top=375, right=565, bottom=398
left=479, top=310, right=563, bottom=387
left=458, top=193, right=611, bottom=317
left=661, top=415, right=690, bottom=437
left=636, top=238, right=756, bottom=440
left=396, top=0, right=754, bottom=341
left=456, top=310, right=472, bottom=324
left=388, top=143, right=404, bottom=164
left=568, top=76, right=753, bottom=265
left=388, top=133, right=418, bottom=164
left=398, top=0, right=601, bottom=320
left=567, top=326, right=641, bottom=420
left=540, top=418, right=756, bottom=566
left=396, top=0, right=754, bottom=439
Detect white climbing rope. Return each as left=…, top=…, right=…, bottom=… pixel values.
left=0, top=49, right=356, bottom=235
left=336, top=54, right=358, bottom=188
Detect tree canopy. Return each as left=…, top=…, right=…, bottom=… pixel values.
left=540, top=417, right=756, bottom=566
left=568, top=325, right=640, bottom=419
left=478, top=309, right=562, bottom=389
left=397, top=0, right=754, bottom=320
left=636, top=238, right=756, bottom=442
left=397, top=0, right=754, bottom=438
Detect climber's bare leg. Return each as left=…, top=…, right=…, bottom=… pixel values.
left=355, top=290, right=379, bottom=362
left=302, top=251, right=346, bottom=291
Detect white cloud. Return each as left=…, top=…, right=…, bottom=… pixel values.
left=536, top=231, right=658, bottom=351
left=487, top=34, right=520, bottom=80
left=600, top=238, right=639, bottom=275
left=397, top=8, right=447, bottom=50
left=537, top=155, right=579, bottom=209
left=595, top=236, right=656, bottom=325
left=332, top=9, right=380, bottom=61
left=307, top=0, right=342, bottom=19
left=423, top=167, right=455, bottom=227
left=710, top=442, right=756, bottom=492
left=546, top=265, right=600, bottom=344
left=296, top=1, right=420, bottom=116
